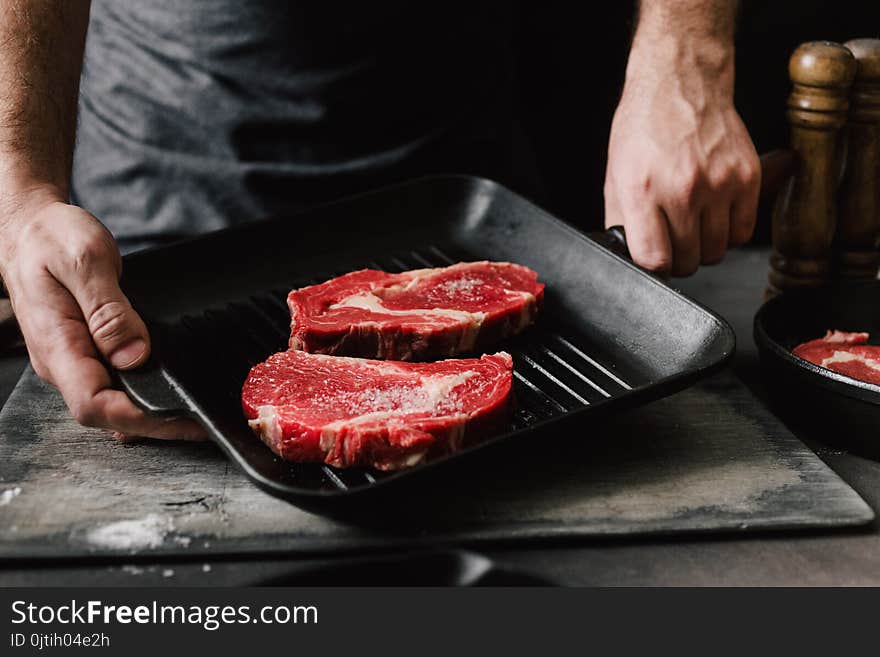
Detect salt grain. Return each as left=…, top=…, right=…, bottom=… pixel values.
left=173, top=535, right=192, bottom=548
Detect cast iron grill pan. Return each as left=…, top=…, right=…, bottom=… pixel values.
left=118, top=176, right=735, bottom=509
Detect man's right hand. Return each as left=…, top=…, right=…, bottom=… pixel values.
left=0, top=188, right=205, bottom=440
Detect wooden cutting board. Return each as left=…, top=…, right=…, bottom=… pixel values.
left=0, top=366, right=872, bottom=560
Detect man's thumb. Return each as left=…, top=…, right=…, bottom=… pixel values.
left=58, top=257, right=152, bottom=370
left=87, top=294, right=151, bottom=370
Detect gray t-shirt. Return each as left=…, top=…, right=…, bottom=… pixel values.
left=72, top=1, right=514, bottom=251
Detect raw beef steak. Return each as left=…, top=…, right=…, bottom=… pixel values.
left=288, top=261, right=544, bottom=360
left=793, top=330, right=880, bottom=385
left=242, top=350, right=514, bottom=470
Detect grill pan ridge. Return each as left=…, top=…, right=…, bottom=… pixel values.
left=117, top=175, right=734, bottom=509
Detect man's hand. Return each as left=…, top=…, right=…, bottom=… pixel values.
left=0, top=188, right=205, bottom=440
left=0, top=2, right=203, bottom=440
left=604, top=0, right=760, bottom=277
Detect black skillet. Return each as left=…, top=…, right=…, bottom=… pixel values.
left=117, top=175, right=735, bottom=513
left=755, top=281, right=880, bottom=459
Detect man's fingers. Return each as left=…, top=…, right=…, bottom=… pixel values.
left=22, top=281, right=204, bottom=441
left=730, top=178, right=760, bottom=248
left=608, top=187, right=673, bottom=274
left=758, top=149, right=793, bottom=201
left=48, top=233, right=151, bottom=370
left=113, top=416, right=209, bottom=443
left=662, top=205, right=701, bottom=278
left=699, top=204, right=730, bottom=266
left=91, top=390, right=208, bottom=441
left=51, top=345, right=206, bottom=440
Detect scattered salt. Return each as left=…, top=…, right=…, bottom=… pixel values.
left=0, top=486, right=21, bottom=506
left=310, top=372, right=474, bottom=417
left=86, top=514, right=173, bottom=551
left=435, top=276, right=483, bottom=298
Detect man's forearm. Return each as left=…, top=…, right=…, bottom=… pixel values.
left=0, top=0, right=90, bottom=200
left=636, top=0, right=738, bottom=44
left=630, top=1, right=738, bottom=93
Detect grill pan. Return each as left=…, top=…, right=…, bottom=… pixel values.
left=117, top=175, right=734, bottom=512
left=755, top=282, right=880, bottom=459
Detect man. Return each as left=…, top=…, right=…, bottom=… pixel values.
left=0, top=0, right=760, bottom=440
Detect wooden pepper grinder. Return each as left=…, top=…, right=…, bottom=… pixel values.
left=768, top=42, right=856, bottom=296
left=836, top=39, right=880, bottom=279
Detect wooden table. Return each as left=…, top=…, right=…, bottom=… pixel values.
left=2, top=245, right=880, bottom=586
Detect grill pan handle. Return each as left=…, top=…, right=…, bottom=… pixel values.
left=116, top=358, right=190, bottom=415
left=590, top=226, right=673, bottom=282
left=115, top=321, right=192, bottom=416
left=590, top=225, right=631, bottom=260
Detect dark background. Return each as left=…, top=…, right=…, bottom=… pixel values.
left=511, top=1, right=880, bottom=234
